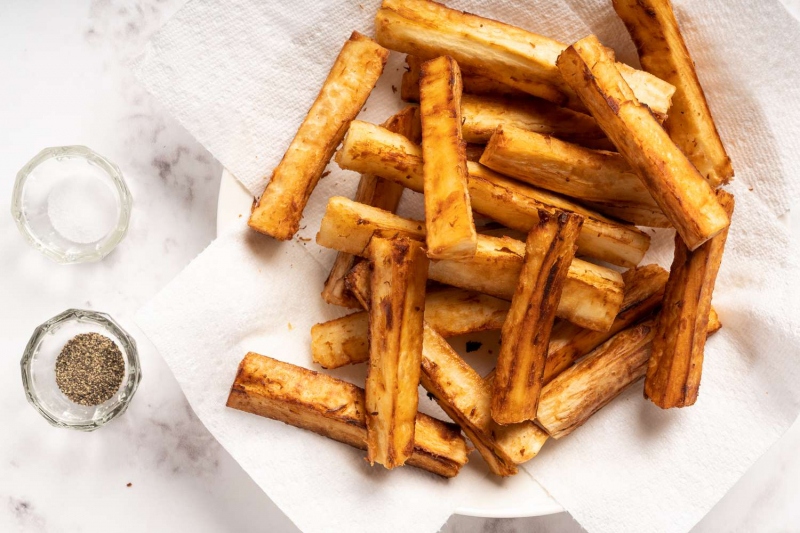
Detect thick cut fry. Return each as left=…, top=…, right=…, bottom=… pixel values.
left=401, top=55, right=528, bottom=102
left=538, top=313, right=722, bottom=438
left=249, top=32, right=389, bottom=240
left=311, top=287, right=509, bottom=369
left=613, top=0, right=733, bottom=187
left=227, top=353, right=468, bottom=477
left=336, top=121, right=650, bottom=267
left=322, top=106, right=419, bottom=308
left=480, top=125, right=668, bottom=227
left=375, top=0, right=675, bottom=114
left=544, top=264, right=668, bottom=383
left=492, top=211, right=583, bottom=425
left=461, top=94, right=613, bottom=150
left=420, top=325, right=548, bottom=475
left=316, top=197, right=625, bottom=331
left=364, top=236, right=429, bottom=468
left=419, top=56, right=477, bottom=260
left=557, top=35, right=729, bottom=250
left=645, top=190, right=735, bottom=408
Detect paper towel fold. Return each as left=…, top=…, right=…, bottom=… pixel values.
left=135, top=1, right=800, bottom=532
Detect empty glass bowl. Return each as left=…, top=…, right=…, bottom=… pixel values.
left=11, top=146, right=132, bottom=264
left=21, top=309, right=141, bottom=431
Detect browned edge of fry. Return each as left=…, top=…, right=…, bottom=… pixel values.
left=644, top=189, right=735, bottom=408
left=491, top=210, right=583, bottom=425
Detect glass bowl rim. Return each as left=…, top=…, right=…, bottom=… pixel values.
left=10, top=145, right=133, bottom=264
left=20, top=308, right=142, bottom=431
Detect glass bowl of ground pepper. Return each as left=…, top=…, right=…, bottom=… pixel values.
left=21, top=309, right=141, bottom=431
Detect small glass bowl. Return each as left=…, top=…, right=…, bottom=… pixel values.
left=11, top=146, right=132, bottom=264
left=21, top=309, right=141, bottom=431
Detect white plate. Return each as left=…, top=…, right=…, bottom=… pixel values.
left=216, top=169, right=563, bottom=518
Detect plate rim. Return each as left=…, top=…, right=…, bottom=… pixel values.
left=215, top=170, right=563, bottom=519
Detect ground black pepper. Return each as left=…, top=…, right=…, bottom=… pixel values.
left=55, top=333, right=125, bottom=406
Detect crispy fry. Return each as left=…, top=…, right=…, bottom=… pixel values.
left=322, top=107, right=419, bottom=308
left=311, top=287, right=509, bottom=369
left=249, top=32, right=388, bottom=240
left=461, top=94, right=613, bottom=150
left=401, top=55, right=528, bottom=102
left=613, top=0, right=733, bottom=187
left=227, top=353, right=468, bottom=477
left=557, top=35, right=729, bottom=250
left=316, top=197, right=625, bottom=331
left=336, top=121, right=650, bottom=267
left=375, top=0, right=675, bottom=114
left=644, top=190, right=735, bottom=408
left=365, top=236, right=428, bottom=468
left=480, top=125, right=668, bottom=227
left=538, top=312, right=722, bottom=438
left=420, top=325, right=548, bottom=475
left=419, top=56, right=477, bottom=260
left=492, top=211, right=583, bottom=425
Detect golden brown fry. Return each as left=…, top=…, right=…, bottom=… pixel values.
left=480, top=125, right=668, bottom=227
left=538, top=312, right=722, bottom=438
left=310, top=287, right=509, bottom=369
left=227, top=352, right=468, bottom=477
left=544, top=264, right=668, bottom=384
left=375, top=0, right=674, bottom=114
left=644, top=190, right=735, bottom=408
left=557, top=35, right=729, bottom=250
left=336, top=121, right=651, bottom=267
left=420, top=325, right=548, bottom=475
left=613, top=0, right=733, bottom=187
left=492, top=211, right=583, bottom=425
left=316, top=197, right=625, bottom=331
left=321, top=107, right=419, bottom=308
left=365, top=236, right=429, bottom=468
left=401, top=55, right=528, bottom=102
left=249, top=32, right=388, bottom=240
left=462, top=94, right=613, bottom=150
left=419, top=56, right=477, bottom=260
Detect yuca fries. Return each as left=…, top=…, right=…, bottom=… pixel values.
left=348, top=275, right=548, bottom=475
left=322, top=106, right=419, bottom=308
left=538, top=311, right=722, bottom=439
left=311, top=286, right=509, bottom=369
left=557, top=35, right=729, bottom=250
left=227, top=353, right=468, bottom=477
left=645, top=190, right=735, bottom=408
left=249, top=32, right=388, bottom=240
left=492, top=211, right=582, bottom=425
left=375, top=0, right=675, bottom=115
left=613, top=0, right=733, bottom=187
left=480, top=125, right=668, bottom=227
left=419, top=56, right=477, bottom=260
left=316, top=197, right=625, bottom=331
left=336, top=120, right=650, bottom=267
left=401, top=55, right=528, bottom=102
left=364, top=236, right=428, bottom=468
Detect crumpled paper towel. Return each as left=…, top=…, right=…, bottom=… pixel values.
left=134, top=1, right=800, bottom=532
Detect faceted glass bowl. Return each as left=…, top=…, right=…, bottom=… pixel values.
left=11, top=146, right=132, bottom=264
left=21, top=309, right=141, bottom=431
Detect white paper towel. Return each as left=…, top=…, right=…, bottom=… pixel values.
left=134, top=1, right=800, bottom=532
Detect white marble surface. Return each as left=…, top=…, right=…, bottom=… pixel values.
left=0, top=1, right=798, bottom=532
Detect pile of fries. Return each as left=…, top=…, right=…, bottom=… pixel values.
left=227, top=0, right=734, bottom=478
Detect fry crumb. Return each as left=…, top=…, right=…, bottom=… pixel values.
left=298, top=236, right=311, bottom=242
left=288, top=322, right=293, bottom=331
left=321, top=171, right=331, bottom=179
left=391, top=85, right=397, bottom=93
left=748, top=186, right=754, bottom=191
left=126, top=482, right=132, bottom=487
left=466, top=341, right=482, bottom=353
